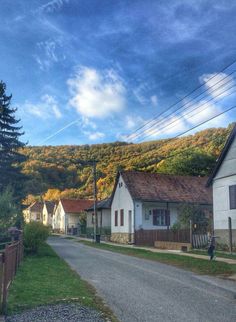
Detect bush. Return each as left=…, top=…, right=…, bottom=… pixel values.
left=24, top=222, right=50, bottom=254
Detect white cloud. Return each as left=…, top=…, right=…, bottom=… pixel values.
left=84, top=131, right=105, bottom=141
left=199, top=72, right=235, bottom=99
left=67, top=67, right=126, bottom=118
left=150, top=95, right=158, bottom=106
left=37, top=0, right=69, bottom=14
left=23, top=94, right=62, bottom=119
left=125, top=115, right=145, bottom=129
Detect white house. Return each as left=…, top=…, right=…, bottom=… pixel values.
left=85, top=198, right=111, bottom=238
left=207, top=123, right=236, bottom=246
left=42, top=201, right=55, bottom=227
left=52, top=199, right=93, bottom=234
left=23, top=202, right=44, bottom=223
left=111, top=171, right=212, bottom=245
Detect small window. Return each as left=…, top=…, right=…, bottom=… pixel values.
left=36, top=213, right=40, bottom=221
left=115, top=210, right=118, bottom=226
left=229, top=185, right=236, bottom=209
left=120, top=209, right=124, bottom=226
left=119, top=182, right=123, bottom=188
left=153, top=209, right=166, bottom=226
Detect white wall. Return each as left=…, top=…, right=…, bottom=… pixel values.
left=111, top=174, right=134, bottom=234
left=52, top=201, right=65, bottom=231
left=213, top=175, right=236, bottom=230
left=141, top=202, right=178, bottom=230
left=42, top=204, right=52, bottom=226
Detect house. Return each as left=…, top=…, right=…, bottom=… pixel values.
left=52, top=199, right=93, bottom=234
left=85, top=198, right=111, bottom=238
left=23, top=201, right=44, bottom=223
left=207, top=123, right=236, bottom=246
left=111, top=171, right=212, bottom=245
left=42, top=201, right=56, bottom=227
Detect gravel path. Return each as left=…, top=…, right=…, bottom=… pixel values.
left=6, top=303, right=106, bottom=322
left=48, top=237, right=236, bottom=322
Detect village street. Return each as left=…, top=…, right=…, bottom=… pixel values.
left=48, top=237, right=236, bottom=322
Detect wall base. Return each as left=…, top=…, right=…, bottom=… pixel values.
left=111, top=233, right=134, bottom=244
left=214, top=229, right=236, bottom=249
left=154, top=241, right=191, bottom=251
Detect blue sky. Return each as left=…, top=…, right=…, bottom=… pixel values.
left=1, top=0, right=236, bottom=146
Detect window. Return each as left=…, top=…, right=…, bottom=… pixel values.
left=36, top=213, right=40, bottom=221
left=229, top=185, right=236, bottom=209
left=120, top=209, right=124, bottom=226
left=119, top=182, right=123, bottom=188
left=115, top=210, right=118, bottom=226
left=153, top=209, right=166, bottom=226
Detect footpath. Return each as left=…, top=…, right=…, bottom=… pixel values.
left=59, top=234, right=236, bottom=265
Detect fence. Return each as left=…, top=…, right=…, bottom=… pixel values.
left=135, top=229, right=190, bottom=246
left=0, top=235, right=23, bottom=314
left=192, top=233, right=209, bottom=249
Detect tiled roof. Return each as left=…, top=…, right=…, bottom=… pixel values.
left=60, top=199, right=93, bottom=213
left=29, top=202, right=44, bottom=212
left=120, top=171, right=212, bottom=205
left=44, top=201, right=56, bottom=214
left=86, top=197, right=111, bottom=211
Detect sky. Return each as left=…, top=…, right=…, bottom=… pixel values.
left=1, top=0, right=236, bottom=146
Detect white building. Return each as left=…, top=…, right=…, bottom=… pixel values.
left=42, top=201, right=55, bottom=227
left=52, top=199, right=93, bottom=234
left=111, top=171, right=212, bottom=245
left=207, top=123, right=236, bottom=246
left=23, top=202, right=44, bottom=223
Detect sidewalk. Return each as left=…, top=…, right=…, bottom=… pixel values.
left=58, top=234, right=236, bottom=265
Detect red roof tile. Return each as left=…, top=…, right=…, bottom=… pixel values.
left=60, top=199, right=93, bottom=213
left=120, top=171, right=212, bottom=205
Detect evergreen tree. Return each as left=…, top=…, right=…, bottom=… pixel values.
left=0, top=81, right=26, bottom=196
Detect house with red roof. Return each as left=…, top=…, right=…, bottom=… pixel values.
left=111, top=171, right=212, bottom=245
left=207, top=123, right=236, bottom=247
left=42, top=201, right=56, bottom=227
left=52, top=199, right=93, bottom=234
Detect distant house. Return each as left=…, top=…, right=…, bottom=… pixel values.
left=111, top=171, right=212, bottom=245
left=85, top=198, right=111, bottom=238
left=52, top=199, right=93, bottom=234
left=207, top=123, right=236, bottom=246
left=42, top=201, right=56, bottom=227
left=23, top=201, right=44, bottom=223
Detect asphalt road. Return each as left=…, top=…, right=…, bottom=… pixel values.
left=48, top=237, right=236, bottom=322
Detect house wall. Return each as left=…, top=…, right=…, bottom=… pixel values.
left=111, top=174, right=134, bottom=243
left=86, top=209, right=111, bottom=228
left=213, top=175, right=236, bottom=245
left=212, top=135, right=236, bottom=246
left=52, top=201, right=65, bottom=232
left=67, top=213, right=81, bottom=228
left=141, top=202, right=178, bottom=230
left=42, top=204, right=52, bottom=226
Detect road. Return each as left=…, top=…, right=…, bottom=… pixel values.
left=48, top=237, right=236, bottom=322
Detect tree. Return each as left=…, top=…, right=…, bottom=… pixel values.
left=0, top=81, right=26, bottom=197
left=0, top=187, right=18, bottom=229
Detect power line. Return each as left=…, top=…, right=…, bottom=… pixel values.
left=135, top=84, right=236, bottom=142
left=115, top=104, right=236, bottom=165
left=130, top=71, right=235, bottom=142
left=125, top=58, right=236, bottom=141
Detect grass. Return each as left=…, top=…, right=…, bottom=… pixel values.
left=7, top=242, right=118, bottom=321
left=78, top=240, right=236, bottom=276
left=189, top=249, right=236, bottom=260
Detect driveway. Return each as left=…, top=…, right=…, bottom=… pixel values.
left=48, top=237, right=236, bottom=322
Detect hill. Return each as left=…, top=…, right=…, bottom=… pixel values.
left=21, top=124, right=234, bottom=204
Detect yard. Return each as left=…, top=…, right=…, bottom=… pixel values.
left=7, top=242, right=117, bottom=321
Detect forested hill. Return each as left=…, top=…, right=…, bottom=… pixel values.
left=21, top=124, right=233, bottom=204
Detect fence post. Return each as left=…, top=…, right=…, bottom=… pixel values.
left=190, top=220, right=192, bottom=248
left=228, top=217, right=233, bottom=254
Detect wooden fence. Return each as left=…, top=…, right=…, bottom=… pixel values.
left=135, top=229, right=190, bottom=246
left=0, top=236, right=23, bottom=314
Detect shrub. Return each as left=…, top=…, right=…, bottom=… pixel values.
left=24, top=222, right=50, bottom=254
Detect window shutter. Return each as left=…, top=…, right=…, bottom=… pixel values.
left=115, top=210, right=118, bottom=226
left=229, top=185, right=236, bottom=209
left=165, top=209, right=170, bottom=226
left=120, top=209, right=124, bottom=226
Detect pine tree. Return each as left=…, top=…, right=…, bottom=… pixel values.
left=0, top=81, right=26, bottom=196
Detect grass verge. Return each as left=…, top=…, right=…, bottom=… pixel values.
left=189, top=249, right=236, bottom=260
left=78, top=240, right=236, bottom=276
left=7, top=242, right=118, bottom=321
